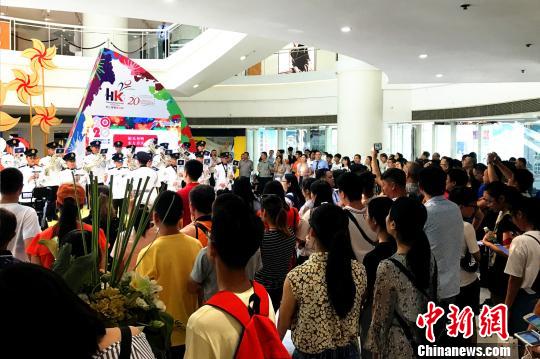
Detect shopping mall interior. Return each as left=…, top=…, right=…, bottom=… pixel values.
left=1, top=0, right=539, bottom=186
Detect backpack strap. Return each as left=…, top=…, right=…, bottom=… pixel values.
left=524, top=233, right=540, bottom=246
left=193, top=221, right=210, bottom=240
left=345, top=209, right=376, bottom=246
left=394, top=311, right=420, bottom=359
left=119, top=326, right=132, bottom=359
left=252, top=281, right=270, bottom=317
left=387, top=257, right=437, bottom=301
left=206, top=291, right=252, bottom=327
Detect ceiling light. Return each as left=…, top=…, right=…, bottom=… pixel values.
left=435, top=73, right=444, bottom=78
left=0, top=12, right=5, bottom=16
left=240, top=55, right=247, bottom=61
left=44, top=17, right=50, bottom=21
left=46, top=9, right=51, bottom=13
left=418, top=54, right=428, bottom=59
left=193, top=84, right=199, bottom=88
left=340, top=26, right=352, bottom=33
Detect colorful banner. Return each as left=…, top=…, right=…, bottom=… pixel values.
left=66, top=48, right=193, bottom=159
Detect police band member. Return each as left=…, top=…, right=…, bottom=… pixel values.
left=125, top=145, right=137, bottom=170
left=60, top=152, right=89, bottom=186
left=1, top=138, right=26, bottom=169
left=107, top=141, right=125, bottom=167
left=106, top=153, right=130, bottom=212
left=131, top=151, right=159, bottom=205
left=214, top=152, right=234, bottom=191
left=39, top=141, right=64, bottom=221
left=195, top=151, right=211, bottom=186
left=152, top=142, right=169, bottom=170
left=159, top=151, right=181, bottom=191
left=19, top=148, right=44, bottom=204
left=83, top=140, right=106, bottom=183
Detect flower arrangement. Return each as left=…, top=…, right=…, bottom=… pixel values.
left=47, top=175, right=172, bottom=358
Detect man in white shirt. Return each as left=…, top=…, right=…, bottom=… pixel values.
left=18, top=148, right=45, bottom=204
left=0, top=168, right=41, bottom=261
left=59, top=153, right=89, bottom=186
left=504, top=196, right=540, bottom=334
left=83, top=140, right=106, bottom=184
left=158, top=152, right=181, bottom=191
left=131, top=151, right=159, bottom=205
left=214, top=152, right=234, bottom=191
left=106, top=153, right=130, bottom=212
left=337, top=172, right=377, bottom=262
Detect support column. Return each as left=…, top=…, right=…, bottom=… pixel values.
left=337, top=56, right=383, bottom=158
left=82, top=14, right=128, bottom=57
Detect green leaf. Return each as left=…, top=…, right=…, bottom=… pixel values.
left=52, top=243, right=74, bottom=275
left=38, top=239, right=59, bottom=259
left=62, top=253, right=96, bottom=293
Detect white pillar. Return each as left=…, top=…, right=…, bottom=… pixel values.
left=82, top=14, right=128, bottom=57
left=246, top=129, right=255, bottom=158
left=337, top=56, right=383, bottom=158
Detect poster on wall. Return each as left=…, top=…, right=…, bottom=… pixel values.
left=66, top=48, right=193, bottom=160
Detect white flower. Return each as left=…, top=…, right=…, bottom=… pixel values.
left=154, top=299, right=166, bottom=311
left=135, top=297, right=150, bottom=310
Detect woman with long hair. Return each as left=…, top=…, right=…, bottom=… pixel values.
left=299, top=177, right=316, bottom=216
left=255, top=195, right=297, bottom=309
left=341, top=156, right=351, bottom=172
left=274, top=155, right=286, bottom=180
left=282, top=173, right=306, bottom=210
left=295, top=154, right=311, bottom=183
left=365, top=197, right=437, bottom=359
left=232, top=176, right=260, bottom=213
left=262, top=180, right=300, bottom=231
left=278, top=204, right=366, bottom=358
left=0, top=263, right=155, bottom=358
left=26, top=184, right=107, bottom=269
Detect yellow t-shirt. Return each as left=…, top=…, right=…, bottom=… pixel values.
left=184, top=287, right=276, bottom=359
left=136, top=232, right=202, bottom=346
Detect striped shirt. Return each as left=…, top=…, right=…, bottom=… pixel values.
left=255, top=229, right=296, bottom=290
left=93, top=332, right=155, bottom=359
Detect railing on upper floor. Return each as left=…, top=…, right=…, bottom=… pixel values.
left=0, top=16, right=205, bottom=59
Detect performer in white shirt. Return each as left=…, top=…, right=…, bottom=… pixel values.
left=39, top=141, right=64, bottom=221
left=159, top=152, right=181, bottom=191
left=59, top=152, right=89, bottom=186
left=18, top=148, right=45, bottom=204
left=1, top=138, right=26, bottom=169
left=83, top=140, right=107, bottom=184
left=214, top=152, right=234, bottom=191
left=105, top=152, right=130, bottom=212
left=107, top=141, right=126, bottom=168
left=131, top=151, right=160, bottom=205
left=195, top=151, right=211, bottom=186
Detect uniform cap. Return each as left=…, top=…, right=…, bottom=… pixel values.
left=25, top=148, right=38, bottom=157
left=171, top=152, right=180, bottom=159
left=182, top=142, right=191, bottom=148
left=112, top=153, right=124, bottom=162
left=114, top=141, right=123, bottom=148
left=196, top=140, right=206, bottom=147
left=135, top=151, right=152, bottom=163
left=126, top=145, right=136, bottom=152
left=90, top=140, right=101, bottom=147
left=6, top=138, right=20, bottom=147
left=220, top=152, right=229, bottom=158
left=63, top=152, right=76, bottom=162
left=159, top=142, right=169, bottom=149
left=46, top=141, right=59, bottom=149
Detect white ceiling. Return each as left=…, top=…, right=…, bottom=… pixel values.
left=4, top=0, right=540, bottom=83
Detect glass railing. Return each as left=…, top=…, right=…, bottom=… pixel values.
left=0, top=16, right=204, bottom=59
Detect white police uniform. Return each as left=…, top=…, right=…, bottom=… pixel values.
left=159, top=165, right=180, bottom=191
left=39, top=155, right=64, bottom=187
left=83, top=152, right=107, bottom=183
left=214, top=161, right=234, bottom=190
left=19, top=164, right=45, bottom=203
left=106, top=165, right=130, bottom=200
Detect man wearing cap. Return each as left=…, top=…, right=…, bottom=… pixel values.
left=107, top=141, right=125, bottom=167
left=105, top=153, right=130, bottom=212
left=18, top=149, right=45, bottom=205
left=83, top=140, right=106, bottom=184
left=158, top=151, right=180, bottom=191
left=131, top=151, right=159, bottom=205
left=125, top=145, right=137, bottom=170
left=39, top=142, right=64, bottom=221
left=194, top=151, right=211, bottom=186
left=214, top=152, right=234, bottom=191
left=60, top=153, right=89, bottom=186
left=152, top=142, right=169, bottom=170
left=1, top=138, right=26, bottom=169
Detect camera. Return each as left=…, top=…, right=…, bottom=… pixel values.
left=374, top=143, right=382, bottom=152
left=100, top=149, right=108, bottom=155
left=55, top=148, right=65, bottom=154
left=177, top=159, right=185, bottom=167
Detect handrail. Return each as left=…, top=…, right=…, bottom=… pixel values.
left=0, top=15, right=176, bottom=33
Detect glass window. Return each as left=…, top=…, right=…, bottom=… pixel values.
left=456, top=124, right=479, bottom=159
left=257, top=128, right=278, bottom=154
left=434, top=124, right=452, bottom=158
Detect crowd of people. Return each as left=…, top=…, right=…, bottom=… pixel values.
left=0, top=142, right=539, bottom=359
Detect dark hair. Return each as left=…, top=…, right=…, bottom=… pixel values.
left=381, top=168, right=406, bottom=188
left=451, top=159, right=462, bottom=169
left=473, top=163, right=487, bottom=173
left=342, top=156, right=351, bottom=167
left=337, top=172, right=363, bottom=202
left=418, top=166, right=446, bottom=196
left=310, top=180, right=334, bottom=207
left=189, top=184, right=215, bottom=215
left=484, top=182, right=521, bottom=210
left=315, top=168, right=329, bottom=180
left=517, top=157, right=527, bottom=166
left=60, top=230, right=94, bottom=258
left=447, top=168, right=469, bottom=187
left=359, top=172, right=376, bottom=198
left=512, top=169, right=534, bottom=193
left=259, top=151, right=268, bottom=161
left=406, top=161, right=422, bottom=182
left=185, top=159, right=203, bottom=181
left=261, top=195, right=290, bottom=236
left=389, top=197, right=432, bottom=290
left=233, top=177, right=257, bottom=211
left=309, top=204, right=355, bottom=318
left=211, top=194, right=263, bottom=269
left=367, top=197, right=393, bottom=231
left=263, top=180, right=289, bottom=210
left=0, top=263, right=105, bottom=358
left=448, top=186, right=476, bottom=206
left=334, top=153, right=342, bottom=159
left=301, top=177, right=316, bottom=193
left=511, top=197, right=540, bottom=229
left=284, top=173, right=305, bottom=207
left=422, top=151, right=430, bottom=158
left=133, top=205, right=152, bottom=236
left=0, top=168, right=23, bottom=194
left=380, top=153, right=388, bottom=159
left=56, top=197, right=80, bottom=240
left=0, top=208, right=17, bottom=246
left=154, top=190, right=183, bottom=225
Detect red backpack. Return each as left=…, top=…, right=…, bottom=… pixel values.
left=206, top=281, right=291, bottom=359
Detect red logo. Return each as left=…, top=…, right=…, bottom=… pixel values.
left=106, top=88, right=123, bottom=102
